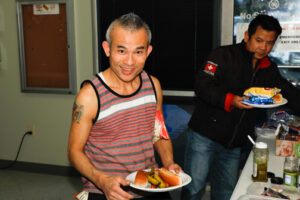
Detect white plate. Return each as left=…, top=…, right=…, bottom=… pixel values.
left=242, top=98, right=287, bottom=108
left=247, top=182, right=300, bottom=200
left=126, top=169, right=192, bottom=192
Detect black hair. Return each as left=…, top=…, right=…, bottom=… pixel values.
left=248, top=14, right=282, bottom=39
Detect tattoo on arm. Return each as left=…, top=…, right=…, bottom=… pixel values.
left=72, top=101, right=84, bottom=124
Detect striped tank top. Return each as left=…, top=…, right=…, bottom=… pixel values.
left=82, top=70, right=158, bottom=193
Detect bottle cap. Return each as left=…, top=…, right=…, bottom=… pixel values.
left=271, top=177, right=283, bottom=184
left=255, top=142, right=268, bottom=149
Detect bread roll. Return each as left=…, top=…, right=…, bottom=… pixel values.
left=272, top=93, right=283, bottom=103
left=134, top=170, right=148, bottom=187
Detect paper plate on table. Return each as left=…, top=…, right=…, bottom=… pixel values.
left=247, top=182, right=300, bottom=200
left=126, top=169, right=192, bottom=192
left=242, top=98, right=287, bottom=108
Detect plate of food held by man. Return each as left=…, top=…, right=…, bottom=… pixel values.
left=242, top=87, right=287, bottom=108
left=126, top=167, right=192, bottom=192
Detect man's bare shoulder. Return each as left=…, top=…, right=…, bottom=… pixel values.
left=149, top=75, right=159, bottom=84
left=76, top=83, right=97, bottom=107
left=149, top=75, right=161, bottom=90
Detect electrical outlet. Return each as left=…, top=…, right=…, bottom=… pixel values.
left=27, top=124, right=35, bottom=136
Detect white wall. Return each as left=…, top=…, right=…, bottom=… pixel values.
left=0, top=0, right=94, bottom=167
left=221, top=0, right=234, bottom=45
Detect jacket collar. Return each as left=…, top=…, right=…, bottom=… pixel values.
left=240, top=41, right=271, bottom=69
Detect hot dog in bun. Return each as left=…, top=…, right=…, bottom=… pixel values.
left=158, top=167, right=182, bottom=186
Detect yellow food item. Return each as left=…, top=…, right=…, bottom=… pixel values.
left=146, top=167, right=167, bottom=188
left=153, top=173, right=166, bottom=188
left=146, top=174, right=160, bottom=186
left=243, top=87, right=281, bottom=98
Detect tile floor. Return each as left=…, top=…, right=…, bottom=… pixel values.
left=0, top=169, right=210, bottom=200
left=0, top=169, right=81, bottom=200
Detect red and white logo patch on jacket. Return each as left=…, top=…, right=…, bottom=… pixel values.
left=204, top=61, right=218, bottom=76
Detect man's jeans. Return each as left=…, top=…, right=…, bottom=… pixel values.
left=181, top=128, right=241, bottom=200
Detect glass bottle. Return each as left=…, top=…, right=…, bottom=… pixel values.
left=252, top=142, right=268, bottom=182
left=298, top=162, right=300, bottom=188
left=283, top=156, right=298, bottom=187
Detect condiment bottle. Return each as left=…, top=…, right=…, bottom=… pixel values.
left=283, top=156, right=298, bottom=187
left=252, top=142, right=268, bottom=182
left=298, top=161, right=300, bottom=188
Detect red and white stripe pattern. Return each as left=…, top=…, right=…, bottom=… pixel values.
left=82, top=71, right=158, bottom=193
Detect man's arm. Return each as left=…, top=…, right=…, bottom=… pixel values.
left=230, top=95, right=253, bottom=110
left=68, top=84, right=133, bottom=200
left=194, top=48, right=228, bottom=108
left=151, top=76, right=182, bottom=173
left=195, top=48, right=253, bottom=111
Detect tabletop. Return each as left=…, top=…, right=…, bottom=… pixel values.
left=230, top=135, right=286, bottom=200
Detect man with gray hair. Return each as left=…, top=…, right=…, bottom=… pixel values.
left=68, top=12, right=182, bottom=200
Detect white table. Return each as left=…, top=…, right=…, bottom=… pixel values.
left=230, top=136, right=286, bottom=200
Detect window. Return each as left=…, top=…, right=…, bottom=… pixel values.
left=234, top=0, right=300, bottom=87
